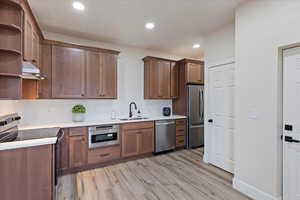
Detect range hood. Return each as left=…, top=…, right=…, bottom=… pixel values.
left=21, top=62, right=45, bottom=80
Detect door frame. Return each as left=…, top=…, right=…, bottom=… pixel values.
left=203, top=57, right=235, bottom=166
left=279, top=42, right=300, bottom=200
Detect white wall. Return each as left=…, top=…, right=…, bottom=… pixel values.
left=234, top=1, right=300, bottom=199
left=1, top=32, right=185, bottom=126
left=0, top=101, right=22, bottom=116
left=202, top=24, right=235, bottom=163
left=203, top=23, right=235, bottom=65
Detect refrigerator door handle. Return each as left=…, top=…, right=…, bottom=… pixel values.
left=198, top=90, right=201, bottom=119
left=190, top=124, right=204, bottom=128
left=201, top=89, right=204, bottom=122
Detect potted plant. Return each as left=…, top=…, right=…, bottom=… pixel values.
left=72, top=104, right=86, bottom=122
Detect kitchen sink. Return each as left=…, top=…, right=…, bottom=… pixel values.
left=119, top=117, right=149, bottom=121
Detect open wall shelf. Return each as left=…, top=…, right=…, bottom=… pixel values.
left=0, top=76, right=22, bottom=99
left=0, top=27, right=22, bottom=52
left=0, top=23, right=22, bottom=32
left=0, top=0, right=22, bottom=10
left=0, top=2, right=22, bottom=28
left=0, top=51, right=22, bottom=75
left=0, top=0, right=23, bottom=99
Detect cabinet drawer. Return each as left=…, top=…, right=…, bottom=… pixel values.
left=122, top=121, right=154, bottom=131
left=176, top=129, right=186, bottom=136
left=176, top=136, right=185, bottom=147
left=176, top=125, right=186, bottom=131
left=69, top=127, right=86, bottom=136
left=176, top=119, right=186, bottom=126
left=88, top=145, right=120, bottom=164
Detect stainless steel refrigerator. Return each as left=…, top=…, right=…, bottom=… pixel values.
left=187, top=85, right=204, bottom=148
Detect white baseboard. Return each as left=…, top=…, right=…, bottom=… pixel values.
left=203, top=153, right=209, bottom=164
left=233, top=178, right=282, bottom=200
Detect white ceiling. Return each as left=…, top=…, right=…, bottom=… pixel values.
left=28, top=0, right=244, bottom=59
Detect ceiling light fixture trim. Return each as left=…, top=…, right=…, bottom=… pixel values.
left=72, top=1, right=85, bottom=11
left=193, top=44, right=201, bottom=48
left=145, top=22, right=155, bottom=30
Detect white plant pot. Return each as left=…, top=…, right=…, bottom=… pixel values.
left=72, top=113, right=85, bottom=122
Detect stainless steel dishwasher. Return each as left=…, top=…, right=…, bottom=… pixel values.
left=155, top=120, right=176, bottom=153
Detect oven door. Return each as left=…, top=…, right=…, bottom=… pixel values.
left=89, top=132, right=119, bottom=148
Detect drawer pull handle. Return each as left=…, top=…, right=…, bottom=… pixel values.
left=100, top=153, right=110, bottom=157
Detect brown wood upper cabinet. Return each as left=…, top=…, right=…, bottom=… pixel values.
left=50, top=43, right=118, bottom=99
left=170, top=61, right=179, bottom=98
left=183, top=59, right=204, bottom=84
left=23, top=6, right=40, bottom=68
left=23, top=14, right=33, bottom=62
left=144, top=56, right=178, bottom=99
left=52, top=46, right=86, bottom=98
left=86, top=51, right=117, bottom=98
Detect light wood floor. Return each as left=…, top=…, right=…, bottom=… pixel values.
left=57, top=148, right=251, bottom=200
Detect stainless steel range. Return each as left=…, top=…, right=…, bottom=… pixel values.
left=0, top=113, right=21, bottom=143
left=88, top=125, right=119, bottom=149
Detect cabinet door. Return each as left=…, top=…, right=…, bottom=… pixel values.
left=56, top=129, right=69, bottom=173
left=170, top=62, right=179, bottom=98
left=86, top=50, right=102, bottom=98
left=0, top=145, right=53, bottom=200
left=157, top=60, right=171, bottom=98
left=101, top=52, right=117, bottom=98
left=139, top=128, right=154, bottom=154
left=187, top=63, right=204, bottom=84
left=52, top=46, right=85, bottom=98
left=38, top=44, right=52, bottom=99
left=69, top=135, right=87, bottom=168
left=86, top=51, right=117, bottom=99
left=32, top=29, right=40, bottom=67
left=122, top=129, right=139, bottom=158
left=149, top=60, right=160, bottom=98
left=23, top=14, right=32, bottom=62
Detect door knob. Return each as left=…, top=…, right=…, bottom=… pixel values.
left=285, top=136, right=300, bottom=143
left=208, top=119, right=213, bottom=123
left=285, top=124, right=293, bottom=131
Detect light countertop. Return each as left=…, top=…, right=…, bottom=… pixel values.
left=1, top=115, right=186, bottom=151
left=0, top=127, right=60, bottom=151
left=19, top=115, right=186, bottom=130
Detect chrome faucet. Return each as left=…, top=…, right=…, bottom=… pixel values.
left=129, top=102, right=137, bottom=118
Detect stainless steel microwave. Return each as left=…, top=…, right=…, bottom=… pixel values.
left=88, top=125, right=119, bottom=149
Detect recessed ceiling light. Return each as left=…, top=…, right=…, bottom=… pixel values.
left=72, top=1, right=85, bottom=11
left=145, top=22, right=155, bottom=30
left=193, top=44, right=201, bottom=49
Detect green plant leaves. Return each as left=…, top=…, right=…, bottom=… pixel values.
left=72, top=104, right=86, bottom=114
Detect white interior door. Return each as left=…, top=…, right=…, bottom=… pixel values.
left=207, top=62, right=235, bottom=173
left=283, top=47, right=300, bottom=200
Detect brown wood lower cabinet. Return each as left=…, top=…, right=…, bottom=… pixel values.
left=88, top=145, right=120, bottom=164
left=57, top=122, right=155, bottom=175
left=68, top=127, right=87, bottom=168
left=176, top=119, right=187, bottom=148
left=121, top=121, right=154, bottom=158
left=0, top=145, right=54, bottom=200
